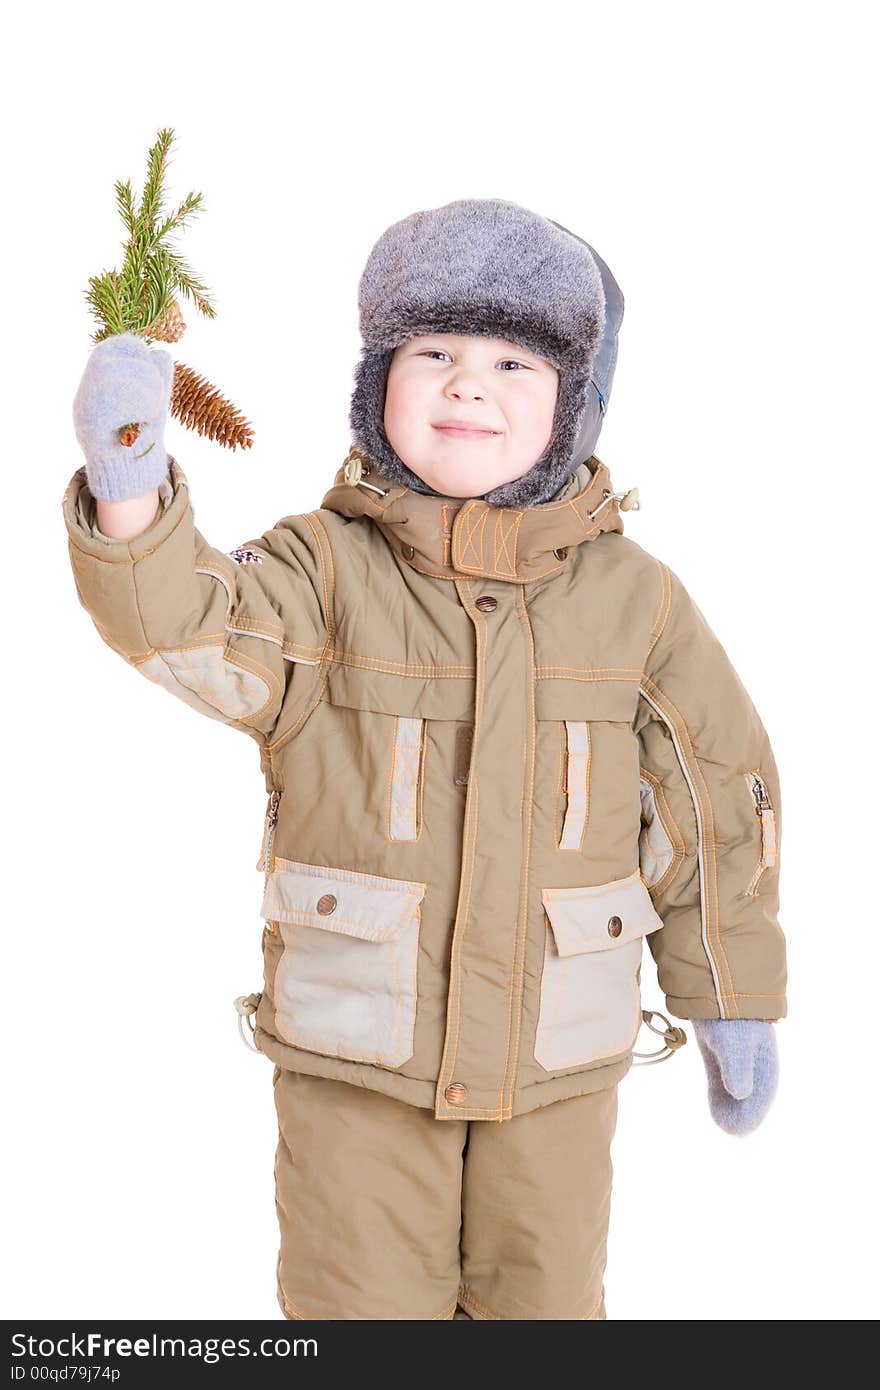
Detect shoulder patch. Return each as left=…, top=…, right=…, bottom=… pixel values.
left=228, top=546, right=265, bottom=565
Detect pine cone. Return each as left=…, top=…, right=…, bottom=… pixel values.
left=171, top=360, right=254, bottom=450
left=146, top=298, right=186, bottom=343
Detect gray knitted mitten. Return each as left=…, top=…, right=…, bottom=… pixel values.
left=72, top=333, right=174, bottom=502
left=693, top=1019, right=779, bottom=1136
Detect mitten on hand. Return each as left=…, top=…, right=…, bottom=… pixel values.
left=693, top=1019, right=779, bottom=1136
left=72, top=333, right=174, bottom=501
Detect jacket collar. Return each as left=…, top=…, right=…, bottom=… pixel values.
left=320, top=446, right=631, bottom=583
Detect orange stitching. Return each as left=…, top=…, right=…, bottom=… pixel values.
left=457, top=502, right=489, bottom=570
left=537, top=665, right=643, bottom=675
left=131, top=635, right=227, bottom=661
left=385, top=716, right=399, bottom=843
left=581, top=725, right=593, bottom=849
left=457, top=1283, right=605, bottom=1321
left=639, top=766, right=687, bottom=897
left=491, top=509, right=522, bottom=577
left=152, top=644, right=277, bottom=724
left=558, top=721, right=592, bottom=852
left=273, top=932, right=414, bottom=1064
left=537, top=989, right=642, bottom=1070
left=270, top=856, right=426, bottom=893
left=223, top=647, right=282, bottom=724
left=640, top=677, right=738, bottom=1014
left=263, top=512, right=337, bottom=756
left=642, top=677, right=737, bottom=1010
left=386, top=716, right=423, bottom=843
left=301, top=512, right=335, bottom=643
left=501, top=585, right=538, bottom=1118
left=645, top=559, right=673, bottom=663
left=666, top=992, right=786, bottom=1001
left=67, top=485, right=191, bottom=565
left=441, top=581, right=484, bottom=1110
left=329, top=649, right=474, bottom=675
left=415, top=718, right=427, bottom=841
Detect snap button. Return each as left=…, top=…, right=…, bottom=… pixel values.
left=401, top=543, right=415, bottom=560
left=553, top=547, right=568, bottom=560
left=474, top=596, right=497, bottom=612
left=445, top=1081, right=469, bottom=1104
left=607, top=915, right=623, bottom=937
left=317, top=894, right=337, bottom=915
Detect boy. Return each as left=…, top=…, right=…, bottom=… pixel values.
left=65, top=198, right=786, bottom=1319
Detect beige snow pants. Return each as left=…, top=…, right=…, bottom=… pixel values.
left=272, top=1065, right=618, bottom=1320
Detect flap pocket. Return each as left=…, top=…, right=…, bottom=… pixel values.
left=535, top=679, right=639, bottom=722
left=261, top=858, right=427, bottom=1067
left=541, top=868, right=664, bottom=956
left=261, top=857, right=427, bottom=942
left=326, top=663, right=475, bottom=721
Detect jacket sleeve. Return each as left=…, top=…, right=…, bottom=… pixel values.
left=634, top=561, right=787, bottom=1021
left=61, top=454, right=332, bottom=744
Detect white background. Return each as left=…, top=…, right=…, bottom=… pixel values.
left=4, top=0, right=876, bottom=1322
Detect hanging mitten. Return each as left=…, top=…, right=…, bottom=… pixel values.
left=693, top=1019, right=779, bottom=1136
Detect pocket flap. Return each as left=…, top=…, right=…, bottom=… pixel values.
left=261, top=857, right=427, bottom=943
left=541, top=868, right=664, bottom=956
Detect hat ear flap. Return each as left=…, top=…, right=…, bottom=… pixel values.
left=481, top=369, right=591, bottom=508
left=349, top=348, right=438, bottom=494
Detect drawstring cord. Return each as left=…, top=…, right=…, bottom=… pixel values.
left=235, top=991, right=684, bottom=1065
left=234, top=993, right=262, bottom=1053
left=343, top=451, right=388, bottom=494
left=588, top=486, right=640, bottom=518
left=631, top=1009, right=688, bottom=1066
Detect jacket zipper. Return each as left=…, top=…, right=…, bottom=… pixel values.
left=257, top=790, right=282, bottom=928
left=744, top=771, right=777, bottom=895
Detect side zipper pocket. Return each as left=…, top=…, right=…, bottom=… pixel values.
left=743, top=771, right=777, bottom=896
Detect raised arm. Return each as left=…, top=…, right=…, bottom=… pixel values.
left=64, top=335, right=332, bottom=746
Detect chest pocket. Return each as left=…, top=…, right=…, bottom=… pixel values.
left=559, top=721, right=592, bottom=850
left=261, top=857, right=427, bottom=1067
left=535, top=868, right=664, bottom=1071
left=536, top=677, right=642, bottom=857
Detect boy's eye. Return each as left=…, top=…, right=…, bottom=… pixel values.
left=419, top=351, right=529, bottom=371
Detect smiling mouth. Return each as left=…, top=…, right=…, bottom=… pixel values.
left=431, top=425, right=500, bottom=440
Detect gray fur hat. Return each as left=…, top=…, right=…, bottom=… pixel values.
left=348, top=198, right=624, bottom=507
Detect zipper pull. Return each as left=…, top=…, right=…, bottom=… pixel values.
left=751, top=775, right=772, bottom=813
left=256, top=790, right=282, bottom=871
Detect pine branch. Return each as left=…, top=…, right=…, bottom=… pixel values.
left=138, top=127, right=174, bottom=231
left=153, top=191, right=205, bottom=245
left=155, top=244, right=217, bottom=319
left=114, top=179, right=137, bottom=239
left=85, top=271, right=127, bottom=342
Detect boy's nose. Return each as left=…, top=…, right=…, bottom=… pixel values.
left=447, top=378, right=486, bottom=400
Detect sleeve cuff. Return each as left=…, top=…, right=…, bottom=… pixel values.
left=62, top=456, right=191, bottom=562
left=664, top=993, right=787, bottom=1022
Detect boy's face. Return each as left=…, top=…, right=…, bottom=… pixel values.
left=383, top=333, right=559, bottom=499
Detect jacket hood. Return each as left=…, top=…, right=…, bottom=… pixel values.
left=320, top=445, right=634, bottom=583
left=546, top=224, right=625, bottom=472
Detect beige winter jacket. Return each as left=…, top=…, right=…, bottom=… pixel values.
left=62, top=445, right=787, bottom=1121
